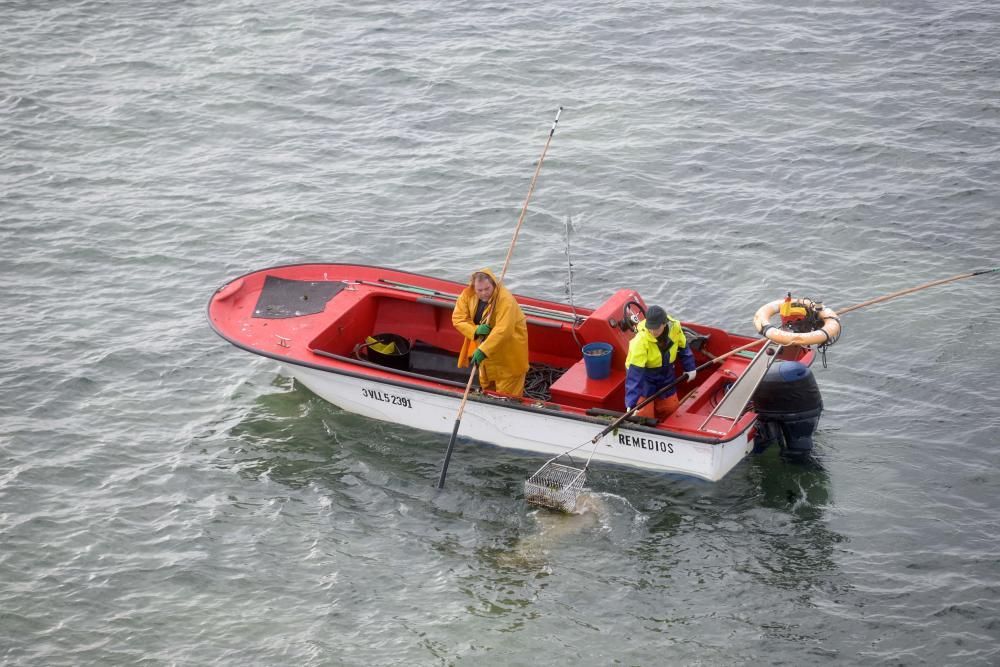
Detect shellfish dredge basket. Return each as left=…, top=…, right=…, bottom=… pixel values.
left=524, top=462, right=587, bottom=512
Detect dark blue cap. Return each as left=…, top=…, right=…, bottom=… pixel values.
left=645, top=305, right=667, bottom=328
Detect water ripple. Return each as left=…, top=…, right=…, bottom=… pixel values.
left=3, top=0, right=1000, bottom=663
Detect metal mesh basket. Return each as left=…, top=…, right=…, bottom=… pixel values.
left=524, top=462, right=587, bottom=512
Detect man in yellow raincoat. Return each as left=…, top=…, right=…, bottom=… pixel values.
left=452, top=268, right=529, bottom=396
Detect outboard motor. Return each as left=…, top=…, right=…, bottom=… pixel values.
left=752, top=360, right=823, bottom=457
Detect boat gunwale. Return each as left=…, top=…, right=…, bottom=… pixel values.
left=209, top=329, right=753, bottom=447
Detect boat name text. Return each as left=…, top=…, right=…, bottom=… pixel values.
left=618, top=434, right=674, bottom=454
left=361, top=387, right=413, bottom=408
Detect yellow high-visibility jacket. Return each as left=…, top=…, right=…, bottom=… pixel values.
left=624, top=316, right=695, bottom=407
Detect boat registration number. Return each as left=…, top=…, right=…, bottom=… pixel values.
left=361, top=387, right=413, bottom=409
left=617, top=434, right=674, bottom=454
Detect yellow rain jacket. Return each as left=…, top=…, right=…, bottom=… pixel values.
left=452, top=268, right=529, bottom=384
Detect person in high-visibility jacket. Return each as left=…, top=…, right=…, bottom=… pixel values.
left=624, top=305, right=697, bottom=422
left=452, top=268, right=529, bottom=396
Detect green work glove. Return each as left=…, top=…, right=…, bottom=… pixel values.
left=475, top=323, right=492, bottom=337
left=471, top=349, right=487, bottom=365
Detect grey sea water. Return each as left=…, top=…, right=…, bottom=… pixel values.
left=3, top=0, right=999, bottom=664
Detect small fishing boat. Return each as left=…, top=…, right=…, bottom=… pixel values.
left=207, top=263, right=827, bottom=482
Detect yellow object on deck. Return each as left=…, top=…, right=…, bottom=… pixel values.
left=366, top=336, right=396, bottom=355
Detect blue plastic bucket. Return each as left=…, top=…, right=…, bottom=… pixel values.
left=582, top=342, right=614, bottom=380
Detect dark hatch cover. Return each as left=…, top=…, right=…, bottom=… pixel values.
left=252, top=276, right=346, bottom=319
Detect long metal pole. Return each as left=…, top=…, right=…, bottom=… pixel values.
left=437, top=107, right=564, bottom=489
left=575, top=267, right=1000, bottom=459
left=498, top=107, right=563, bottom=282
left=587, top=338, right=767, bottom=445
left=836, top=267, right=998, bottom=316
left=369, top=278, right=582, bottom=323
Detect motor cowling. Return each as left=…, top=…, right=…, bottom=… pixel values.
left=752, top=360, right=823, bottom=456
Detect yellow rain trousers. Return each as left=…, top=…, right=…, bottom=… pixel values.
left=452, top=267, right=529, bottom=396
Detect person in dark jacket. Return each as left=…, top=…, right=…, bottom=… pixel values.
left=624, top=305, right=697, bottom=422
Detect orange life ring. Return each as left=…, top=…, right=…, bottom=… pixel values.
left=752, top=298, right=841, bottom=347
